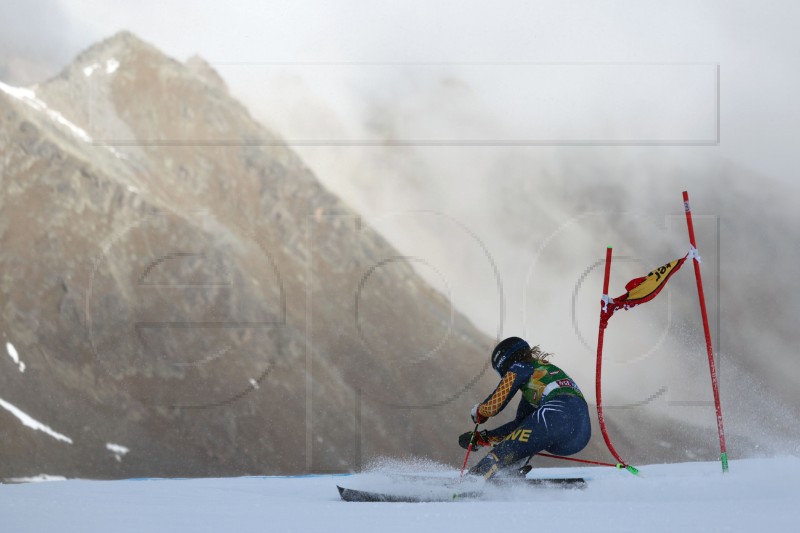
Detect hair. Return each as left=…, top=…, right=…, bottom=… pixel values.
left=521, top=345, right=551, bottom=365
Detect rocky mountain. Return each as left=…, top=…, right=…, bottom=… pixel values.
left=0, top=31, right=506, bottom=479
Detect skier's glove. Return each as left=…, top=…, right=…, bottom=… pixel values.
left=458, top=431, right=474, bottom=450
left=470, top=404, right=488, bottom=424
left=458, top=430, right=491, bottom=450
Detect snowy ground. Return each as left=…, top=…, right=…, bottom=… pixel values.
left=1, top=457, right=797, bottom=533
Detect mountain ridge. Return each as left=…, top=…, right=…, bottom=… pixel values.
left=0, top=31, right=497, bottom=479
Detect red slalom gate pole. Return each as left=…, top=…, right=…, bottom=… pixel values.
left=682, top=191, right=729, bottom=473
left=537, top=452, right=619, bottom=468
left=596, top=247, right=638, bottom=475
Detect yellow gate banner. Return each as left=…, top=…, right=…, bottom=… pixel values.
left=600, top=254, right=688, bottom=329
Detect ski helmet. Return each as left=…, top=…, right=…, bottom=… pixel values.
left=491, top=337, right=530, bottom=375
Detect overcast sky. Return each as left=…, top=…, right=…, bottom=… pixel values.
left=0, top=0, right=793, bottom=187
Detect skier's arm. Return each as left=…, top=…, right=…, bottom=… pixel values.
left=474, top=371, right=522, bottom=421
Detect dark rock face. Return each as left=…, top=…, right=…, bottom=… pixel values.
left=0, top=32, right=498, bottom=478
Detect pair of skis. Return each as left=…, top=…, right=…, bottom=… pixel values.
left=337, top=475, right=586, bottom=502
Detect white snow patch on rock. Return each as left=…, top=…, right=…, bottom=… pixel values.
left=0, top=397, right=73, bottom=444
left=6, top=342, right=25, bottom=373
left=106, top=59, right=120, bottom=74
left=83, top=63, right=100, bottom=77
left=7, top=474, right=67, bottom=483
left=0, top=80, right=92, bottom=143
left=106, top=443, right=130, bottom=462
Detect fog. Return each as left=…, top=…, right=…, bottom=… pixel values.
left=4, top=0, right=800, bottom=458
left=0, top=0, right=86, bottom=83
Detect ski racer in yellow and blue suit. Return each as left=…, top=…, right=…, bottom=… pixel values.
left=460, top=337, right=592, bottom=479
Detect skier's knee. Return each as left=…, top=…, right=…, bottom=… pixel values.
left=469, top=452, right=501, bottom=479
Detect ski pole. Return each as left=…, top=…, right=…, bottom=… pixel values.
left=459, top=423, right=480, bottom=478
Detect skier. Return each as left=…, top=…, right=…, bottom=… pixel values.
left=459, top=337, right=591, bottom=479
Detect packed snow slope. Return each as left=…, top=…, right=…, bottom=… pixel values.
left=1, top=457, right=796, bottom=533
